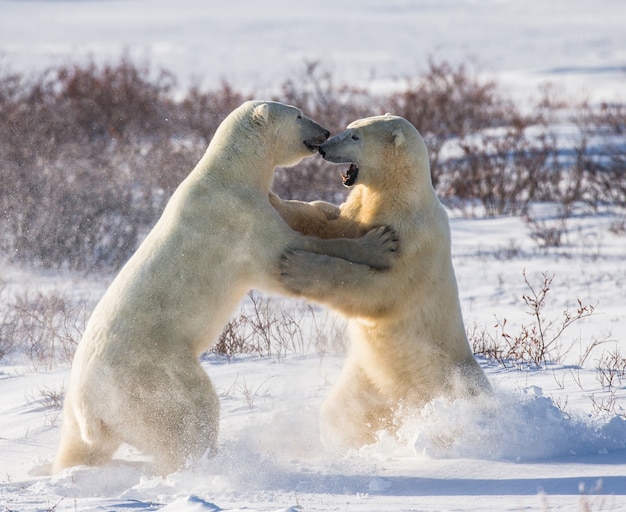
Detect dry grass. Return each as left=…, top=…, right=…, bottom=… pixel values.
left=210, top=292, right=347, bottom=361
left=0, top=284, right=87, bottom=369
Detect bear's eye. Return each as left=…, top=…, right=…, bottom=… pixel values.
left=351, top=134, right=360, bottom=141
left=297, top=114, right=303, bottom=120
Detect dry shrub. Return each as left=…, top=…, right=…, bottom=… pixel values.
left=441, top=126, right=560, bottom=216
left=471, top=271, right=596, bottom=368
left=39, top=56, right=175, bottom=144
left=591, top=345, right=626, bottom=418
left=277, top=61, right=376, bottom=135
left=524, top=215, right=568, bottom=249
left=178, top=81, right=249, bottom=146
left=0, top=288, right=87, bottom=369
left=212, top=292, right=309, bottom=361
left=0, top=56, right=175, bottom=170
left=387, top=59, right=525, bottom=187
left=0, top=58, right=196, bottom=269
left=211, top=292, right=347, bottom=361
left=0, top=56, right=624, bottom=272
left=596, top=347, right=626, bottom=391
left=2, top=146, right=143, bottom=269
left=574, top=102, right=626, bottom=209
left=0, top=278, right=10, bottom=360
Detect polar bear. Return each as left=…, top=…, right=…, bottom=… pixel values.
left=53, top=101, right=399, bottom=474
left=275, top=114, right=491, bottom=450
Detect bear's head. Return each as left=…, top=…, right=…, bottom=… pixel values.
left=318, top=114, right=431, bottom=190
left=231, top=100, right=330, bottom=168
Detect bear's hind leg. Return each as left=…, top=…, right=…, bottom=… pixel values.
left=123, top=361, right=220, bottom=475
left=320, top=364, right=391, bottom=451
left=53, top=405, right=119, bottom=473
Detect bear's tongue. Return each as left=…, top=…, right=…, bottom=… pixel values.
left=342, top=163, right=359, bottom=187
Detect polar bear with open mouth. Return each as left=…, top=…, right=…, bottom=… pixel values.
left=275, top=114, right=491, bottom=449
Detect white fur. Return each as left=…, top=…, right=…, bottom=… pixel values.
left=53, top=101, right=398, bottom=474
left=277, top=115, right=491, bottom=450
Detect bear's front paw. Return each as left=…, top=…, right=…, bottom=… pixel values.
left=280, top=249, right=320, bottom=293
left=361, top=225, right=399, bottom=269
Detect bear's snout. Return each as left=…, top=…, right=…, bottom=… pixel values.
left=304, top=132, right=330, bottom=151
left=318, top=141, right=352, bottom=164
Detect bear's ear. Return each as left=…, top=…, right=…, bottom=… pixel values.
left=392, top=128, right=405, bottom=148
left=252, top=103, right=270, bottom=126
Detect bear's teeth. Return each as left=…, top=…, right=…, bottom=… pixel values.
left=342, top=163, right=359, bottom=187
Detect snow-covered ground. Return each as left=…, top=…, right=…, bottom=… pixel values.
left=1, top=1, right=626, bottom=510
left=1, top=0, right=625, bottom=103
left=2, top=209, right=625, bottom=511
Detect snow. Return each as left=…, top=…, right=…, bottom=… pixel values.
left=2, top=211, right=626, bottom=511
left=2, top=1, right=626, bottom=510
left=1, top=0, right=625, bottom=102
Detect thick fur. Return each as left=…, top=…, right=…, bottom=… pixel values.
left=53, top=101, right=399, bottom=474
left=275, top=114, right=491, bottom=450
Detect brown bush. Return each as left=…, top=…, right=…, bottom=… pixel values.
left=0, top=287, right=87, bottom=368
left=178, top=80, right=249, bottom=147
left=440, top=125, right=560, bottom=216
left=211, top=292, right=347, bottom=361
left=574, top=102, right=626, bottom=209
left=471, top=271, right=597, bottom=369
left=0, top=142, right=145, bottom=269
left=0, top=56, right=623, bottom=271
left=44, top=56, right=175, bottom=144
left=0, top=58, right=195, bottom=269
left=387, top=59, right=526, bottom=186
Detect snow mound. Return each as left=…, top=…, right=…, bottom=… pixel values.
left=374, top=387, right=626, bottom=461
left=160, top=495, right=221, bottom=511
left=42, top=465, right=145, bottom=498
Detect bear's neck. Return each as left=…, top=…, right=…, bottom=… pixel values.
left=346, top=180, right=437, bottom=224
left=195, top=143, right=278, bottom=194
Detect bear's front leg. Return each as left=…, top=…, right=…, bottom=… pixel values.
left=279, top=250, right=332, bottom=296
left=301, top=225, right=399, bottom=270
left=279, top=249, right=397, bottom=318
left=269, top=192, right=340, bottom=236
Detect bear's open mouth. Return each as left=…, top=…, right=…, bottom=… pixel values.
left=342, top=163, right=359, bottom=187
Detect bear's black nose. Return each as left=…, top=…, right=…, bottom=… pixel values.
left=323, top=129, right=330, bottom=139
